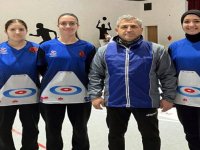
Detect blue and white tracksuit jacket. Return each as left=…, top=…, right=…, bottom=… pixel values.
left=88, top=36, right=177, bottom=108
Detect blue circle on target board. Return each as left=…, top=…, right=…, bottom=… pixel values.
left=177, top=86, right=200, bottom=97
left=50, top=85, right=82, bottom=95
left=3, top=88, right=36, bottom=98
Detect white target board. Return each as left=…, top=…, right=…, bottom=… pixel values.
left=175, top=71, right=200, bottom=107
left=40, top=71, right=87, bottom=104
left=0, top=74, right=38, bottom=106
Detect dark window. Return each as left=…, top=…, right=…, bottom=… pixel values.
left=144, top=3, right=152, bottom=11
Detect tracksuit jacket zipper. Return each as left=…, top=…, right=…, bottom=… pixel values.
left=125, top=47, right=131, bottom=107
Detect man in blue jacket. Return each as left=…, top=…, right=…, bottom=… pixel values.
left=88, top=15, right=177, bottom=150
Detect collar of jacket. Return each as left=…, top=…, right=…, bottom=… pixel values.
left=112, top=35, right=143, bottom=48
left=185, top=32, right=200, bottom=43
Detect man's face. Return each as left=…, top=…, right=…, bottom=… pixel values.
left=115, top=19, right=143, bottom=42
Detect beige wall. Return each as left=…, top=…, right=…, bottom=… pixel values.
left=141, top=0, right=187, bottom=46
left=0, top=0, right=187, bottom=47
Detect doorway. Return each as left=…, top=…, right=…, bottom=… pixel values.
left=146, top=26, right=158, bottom=43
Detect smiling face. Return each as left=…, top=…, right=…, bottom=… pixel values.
left=5, top=21, right=27, bottom=42
left=57, top=14, right=79, bottom=38
left=115, top=18, right=143, bottom=42
left=182, top=14, right=200, bottom=35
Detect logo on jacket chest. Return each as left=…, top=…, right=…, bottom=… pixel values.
left=29, top=47, right=38, bottom=53
left=49, top=50, right=57, bottom=57
left=0, top=48, right=8, bottom=54
left=79, top=50, right=85, bottom=58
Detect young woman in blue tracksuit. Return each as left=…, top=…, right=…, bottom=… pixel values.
left=169, top=10, right=200, bottom=150
left=0, top=19, right=40, bottom=150
left=37, top=13, right=96, bottom=150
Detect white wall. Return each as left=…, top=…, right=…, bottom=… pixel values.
left=141, top=0, right=187, bottom=47
left=0, top=0, right=187, bottom=47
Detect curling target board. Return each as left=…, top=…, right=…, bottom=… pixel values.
left=40, top=71, right=87, bottom=104
left=0, top=74, right=38, bottom=106
left=175, top=71, right=200, bottom=107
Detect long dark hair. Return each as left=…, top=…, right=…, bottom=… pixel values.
left=58, top=13, right=79, bottom=39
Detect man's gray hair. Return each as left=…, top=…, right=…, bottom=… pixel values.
left=116, top=15, right=143, bottom=27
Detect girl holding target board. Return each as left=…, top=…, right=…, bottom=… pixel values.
left=0, top=19, right=40, bottom=150
left=169, top=10, right=200, bottom=150
left=37, top=13, right=96, bottom=150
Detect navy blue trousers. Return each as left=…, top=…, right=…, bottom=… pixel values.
left=106, top=107, right=160, bottom=150
left=40, top=102, right=91, bottom=150
left=0, top=104, right=39, bottom=150
left=176, top=104, right=200, bottom=150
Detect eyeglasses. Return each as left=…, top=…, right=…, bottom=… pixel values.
left=59, top=21, right=77, bottom=27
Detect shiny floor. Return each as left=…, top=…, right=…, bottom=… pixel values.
left=13, top=108, right=189, bottom=150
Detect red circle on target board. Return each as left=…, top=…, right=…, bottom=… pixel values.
left=184, top=88, right=195, bottom=93
left=15, top=90, right=27, bottom=94
left=60, top=88, right=72, bottom=92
